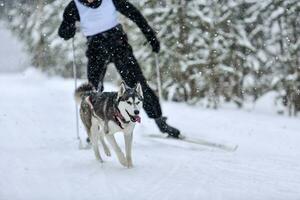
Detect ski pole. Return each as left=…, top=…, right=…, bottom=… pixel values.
left=155, top=53, right=163, bottom=102
left=72, top=37, right=83, bottom=149
left=143, top=40, right=163, bottom=101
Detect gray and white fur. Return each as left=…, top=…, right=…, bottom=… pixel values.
left=75, top=82, right=143, bottom=168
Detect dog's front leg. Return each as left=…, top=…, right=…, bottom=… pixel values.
left=106, top=134, right=127, bottom=167
left=124, top=132, right=133, bottom=168
left=91, top=122, right=103, bottom=163
left=99, top=130, right=111, bottom=157
left=104, top=121, right=109, bottom=134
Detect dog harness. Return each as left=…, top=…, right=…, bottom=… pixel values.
left=113, top=108, right=130, bottom=129
left=74, top=0, right=118, bottom=36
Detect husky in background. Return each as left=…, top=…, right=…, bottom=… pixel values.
left=75, top=82, right=143, bottom=168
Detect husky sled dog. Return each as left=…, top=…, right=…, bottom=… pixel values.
left=75, top=82, right=143, bottom=168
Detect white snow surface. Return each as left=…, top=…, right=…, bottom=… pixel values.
left=0, top=69, right=300, bottom=200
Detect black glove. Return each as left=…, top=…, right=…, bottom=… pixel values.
left=58, top=21, right=76, bottom=40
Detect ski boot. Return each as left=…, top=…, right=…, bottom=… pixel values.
left=155, top=117, right=181, bottom=138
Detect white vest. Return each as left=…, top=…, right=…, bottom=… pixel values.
left=74, top=0, right=119, bottom=36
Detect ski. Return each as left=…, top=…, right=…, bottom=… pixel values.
left=146, top=134, right=238, bottom=152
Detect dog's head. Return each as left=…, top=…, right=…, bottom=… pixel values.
left=117, top=82, right=144, bottom=123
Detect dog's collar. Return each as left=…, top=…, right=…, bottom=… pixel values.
left=114, top=108, right=130, bottom=129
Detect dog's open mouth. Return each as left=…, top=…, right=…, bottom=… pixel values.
left=126, top=110, right=141, bottom=123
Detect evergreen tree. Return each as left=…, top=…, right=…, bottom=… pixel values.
left=262, top=0, right=300, bottom=114
left=7, top=0, right=87, bottom=77
left=126, top=0, right=259, bottom=108
left=3, top=0, right=299, bottom=113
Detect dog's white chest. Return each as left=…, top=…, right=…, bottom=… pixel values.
left=107, top=120, right=135, bottom=135
left=91, top=115, right=135, bottom=135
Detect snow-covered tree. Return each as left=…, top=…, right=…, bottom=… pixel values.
left=7, top=0, right=87, bottom=77
left=125, top=0, right=262, bottom=108
left=3, top=0, right=299, bottom=113
left=260, top=0, right=300, bottom=115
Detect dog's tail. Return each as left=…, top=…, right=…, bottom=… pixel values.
left=74, top=83, right=95, bottom=105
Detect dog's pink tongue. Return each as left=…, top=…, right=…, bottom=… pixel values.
left=135, top=116, right=141, bottom=123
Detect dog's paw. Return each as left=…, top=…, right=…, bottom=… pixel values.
left=127, top=163, right=133, bottom=168
left=127, top=158, right=133, bottom=168
left=120, top=160, right=128, bottom=167
left=104, top=148, right=111, bottom=157
left=119, top=157, right=128, bottom=167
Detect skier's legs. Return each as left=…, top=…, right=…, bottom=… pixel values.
left=113, top=42, right=162, bottom=119
left=113, top=47, right=180, bottom=137
left=86, top=39, right=109, bottom=91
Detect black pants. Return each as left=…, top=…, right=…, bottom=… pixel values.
left=86, top=25, right=162, bottom=119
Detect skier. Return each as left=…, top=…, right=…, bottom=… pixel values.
left=58, top=0, right=181, bottom=138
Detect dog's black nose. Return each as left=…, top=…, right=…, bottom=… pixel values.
left=134, top=110, right=139, bottom=115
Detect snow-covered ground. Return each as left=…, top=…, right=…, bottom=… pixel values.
left=0, top=69, right=300, bottom=200
left=1, top=24, right=300, bottom=200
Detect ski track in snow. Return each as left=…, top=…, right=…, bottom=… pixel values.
left=0, top=71, right=300, bottom=200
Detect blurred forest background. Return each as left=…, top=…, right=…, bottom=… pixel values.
left=0, top=0, right=299, bottom=113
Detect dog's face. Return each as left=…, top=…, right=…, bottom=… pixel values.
left=117, top=82, right=144, bottom=123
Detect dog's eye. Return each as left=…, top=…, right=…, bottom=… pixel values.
left=136, top=101, right=140, bottom=105
left=127, top=101, right=132, bottom=105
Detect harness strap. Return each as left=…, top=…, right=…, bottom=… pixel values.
left=113, top=108, right=130, bottom=129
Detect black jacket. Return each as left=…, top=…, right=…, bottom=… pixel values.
left=58, top=0, right=158, bottom=45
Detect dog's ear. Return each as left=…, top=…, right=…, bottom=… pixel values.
left=135, top=82, right=143, bottom=99
left=118, top=82, right=126, bottom=99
